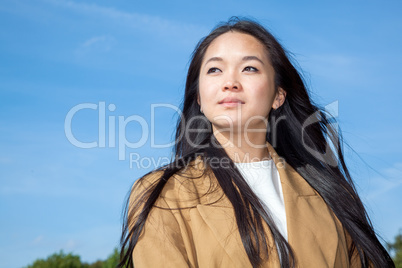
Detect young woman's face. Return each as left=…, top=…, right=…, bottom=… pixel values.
left=198, top=32, right=281, bottom=133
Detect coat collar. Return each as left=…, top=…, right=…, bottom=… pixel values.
left=266, top=142, right=316, bottom=197
left=194, top=142, right=346, bottom=267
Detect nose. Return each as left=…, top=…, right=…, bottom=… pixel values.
left=223, top=80, right=242, bottom=91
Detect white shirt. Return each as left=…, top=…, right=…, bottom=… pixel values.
left=234, top=159, right=288, bottom=241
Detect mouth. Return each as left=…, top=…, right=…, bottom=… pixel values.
left=218, top=97, right=245, bottom=107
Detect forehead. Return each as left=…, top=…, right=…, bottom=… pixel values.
left=204, top=31, right=269, bottom=60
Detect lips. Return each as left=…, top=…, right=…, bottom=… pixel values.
left=218, top=97, right=245, bottom=108
left=218, top=97, right=245, bottom=104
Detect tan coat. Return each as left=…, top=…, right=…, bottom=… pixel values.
left=131, top=143, right=360, bottom=267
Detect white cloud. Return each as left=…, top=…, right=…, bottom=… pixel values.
left=32, top=235, right=44, bottom=245
left=82, top=35, right=113, bottom=49
left=75, top=35, right=116, bottom=56
left=43, top=0, right=207, bottom=43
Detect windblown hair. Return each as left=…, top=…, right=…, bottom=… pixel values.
left=119, top=18, right=394, bottom=267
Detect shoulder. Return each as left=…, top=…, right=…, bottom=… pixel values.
left=132, top=157, right=222, bottom=208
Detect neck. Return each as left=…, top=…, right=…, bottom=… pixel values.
left=212, top=127, right=271, bottom=163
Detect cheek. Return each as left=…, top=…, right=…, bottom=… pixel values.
left=253, top=81, right=275, bottom=103
left=249, top=81, right=276, bottom=115
left=198, top=80, right=217, bottom=106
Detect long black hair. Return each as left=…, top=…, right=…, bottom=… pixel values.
left=119, top=17, right=394, bottom=267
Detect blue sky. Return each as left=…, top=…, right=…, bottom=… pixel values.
left=1, top=0, right=401, bottom=267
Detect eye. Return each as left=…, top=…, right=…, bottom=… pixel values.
left=207, top=67, right=222, bottom=74
left=243, top=66, right=258, bottom=72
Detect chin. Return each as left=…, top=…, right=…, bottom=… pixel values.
left=211, top=120, right=245, bottom=132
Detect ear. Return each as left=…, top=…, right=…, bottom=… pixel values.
left=197, top=95, right=203, bottom=113
left=272, top=87, right=286, bottom=109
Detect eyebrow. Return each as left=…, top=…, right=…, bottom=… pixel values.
left=242, top=56, right=264, bottom=65
left=204, top=55, right=265, bottom=66
left=204, top=57, right=223, bottom=65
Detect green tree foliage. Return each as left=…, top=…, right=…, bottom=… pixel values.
left=101, top=248, right=120, bottom=268
left=26, top=250, right=86, bottom=268
left=387, top=231, right=402, bottom=268
left=25, top=248, right=121, bottom=268
left=88, top=260, right=103, bottom=268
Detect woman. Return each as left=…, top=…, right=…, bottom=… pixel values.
left=119, top=18, right=394, bottom=267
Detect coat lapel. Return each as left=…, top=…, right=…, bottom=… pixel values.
left=267, top=143, right=348, bottom=267
left=194, top=143, right=348, bottom=267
